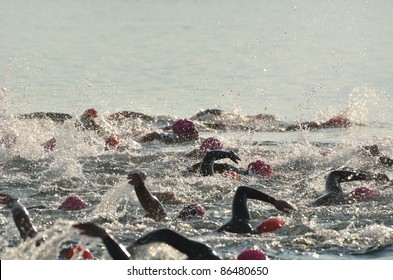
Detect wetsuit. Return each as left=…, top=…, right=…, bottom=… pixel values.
left=311, top=170, right=386, bottom=206
left=217, top=186, right=277, bottom=234
left=135, top=228, right=221, bottom=260
left=189, top=150, right=244, bottom=176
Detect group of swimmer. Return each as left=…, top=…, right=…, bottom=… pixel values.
left=1, top=108, right=392, bottom=260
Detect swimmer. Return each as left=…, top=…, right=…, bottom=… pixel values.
left=285, top=116, right=352, bottom=131
left=217, top=186, right=296, bottom=234
left=127, top=172, right=205, bottom=221
left=185, top=136, right=225, bottom=159
left=73, top=222, right=130, bottom=260
left=73, top=223, right=219, bottom=260
left=311, top=169, right=390, bottom=206
left=363, top=145, right=393, bottom=167
left=0, top=193, right=40, bottom=244
left=188, top=150, right=272, bottom=177
left=17, top=112, right=73, bottom=124
left=106, top=111, right=155, bottom=122
left=140, top=118, right=199, bottom=144
left=129, top=228, right=221, bottom=260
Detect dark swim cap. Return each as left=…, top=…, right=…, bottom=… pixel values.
left=199, top=137, right=223, bottom=151
left=237, top=248, right=268, bottom=260
left=58, top=195, right=88, bottom=211
left=178, top=203, right=206, bottom=219
left=350, top=187, right=379, bottom=201
left=81, top=108, right=98, bottom=120
left=172, top=119, right=197, bottom=136
left=248, top=160, right=273, bottom=176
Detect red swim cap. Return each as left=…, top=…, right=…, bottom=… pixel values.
left=350, top=187, right=379, bottom=201
left=248, top=160, right=273, bottom=176
left=58, top=195, right=88, bottom=211
left=172, top=119, right=197, bottom=136
left=222, top=170, right=241, bottom=180
left=237, top=248, right=268, bottom=260
left=105, top=135, right=120, bottom=148
left=199, top=137, right=223, bottom=151
left=66, top=245, right=94, bottom=260
left=325, top=116, right=351, bottom=127
left=82, top=108, right=98, bottom=120
left=178, top=202, right=206, bottom=219
left=256, top=217, right=285, bottom=233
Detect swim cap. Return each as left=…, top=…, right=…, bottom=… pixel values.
left=105, top=135, right=120, bottom=148
left=172, top=119, right=197, bottom=136
left=199, top=137, right=223, bottom=151
left=248, top=160, right=273, bottom=176
left=256, top=217, right=285, bottom=233
left=222, top=170, right=241, bottom=180
left=66, top=245, right=94, bottom=260
left=42, top=138, right=56, bottom=152
left=350, top=187, right=379, bottom=201
left=177, top=202, right=206, bottom=219
left=81, top=108, right=98, bottom=120
left=237, top=248, right=268, bottom=260
left=58, top=195, right=88, bottom=211
left=324, top=116, right=351, bottom=127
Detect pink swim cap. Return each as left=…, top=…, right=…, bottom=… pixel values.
left=256, top=217, right=285, bottom=233
left=105, top=135, right=120, bottom=148
left=325, top=116, right=351, bottom=127
left=237, top=248, right=268, bottom=260
left=66, top=245, right=94, bottom=260
left=178, top=202, right=206, bottom=219
left=172, top=119, right=197, bottom=136
left=59, top=195, right=88, bottom=211
left=350, top=187, right=379, bottom=201
left=248, top=160, right=273, bottom=176
left=82, top=108, right=98, bottom=120
left=199, top=137, right=223, bottom=151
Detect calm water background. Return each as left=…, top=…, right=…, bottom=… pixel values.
left=0, top=0, right=393, bottom=260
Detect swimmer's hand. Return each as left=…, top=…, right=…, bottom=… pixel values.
left=273, top=199, right=296, bottom=214
left=228, top=151, right=241, bottom=164
left=374, top=173, right=390, bottom=182
left=0, top=193, right=16, bottom=208
left=73, top=222, right=108, bottom=239
left=127, top=172, right=147, bottom=186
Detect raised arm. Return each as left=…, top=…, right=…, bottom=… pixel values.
left=0, top=193, right=38, bottom=241
left=127, top=172, right=167, bottom=221
left=217, top=186, right=295, bottom=233
left=312, top=169, right=389, bottom=206
left=73, top=222, right=130, bottom=260
left=199, top=150, right=241, bottom=176
left=131, top=228, right=220, bottom=260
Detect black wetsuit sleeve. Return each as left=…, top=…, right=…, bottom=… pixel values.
left=379, top=156, right=393, bottom=166
left=102, top=235, right=130, bottom=260
left=136, top=229, right=220, bottom=260
left=200, top=150, right=238, bottom=176
left=11, top=200, right=38, bottom=241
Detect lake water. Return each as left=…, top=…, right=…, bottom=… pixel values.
left=0, top=0, right=392, bottom=261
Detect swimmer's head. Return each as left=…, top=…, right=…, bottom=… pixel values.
left=256, top=217, right=285, bottom=233
left=350, top=187, right=379, bottom=201
left=177, top=202, right=206, bottom=219
left=324, top=116, right=351, bottom=127
left=237, top=248, right=268, bottom=260
left=105, top=135, right=120, bottom=148
left=199, top=137, right=223, bottom=152
left=172, top=119, right=198, bottom=138
left=81, top=108, right=98, bottom=120
left=62, top=245, right=94, bottom=260
left=58, top=195, right=88, bottom=211
left=247, top=160, right=273, bottom=176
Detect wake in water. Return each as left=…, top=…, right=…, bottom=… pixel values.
left=1, top=99, right=393, bottom=260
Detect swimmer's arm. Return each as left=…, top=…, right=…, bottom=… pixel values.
left=127, top=173, right=167, bottom=221
left=73, top=222, right=130, bottom=260
left=0, top=194, right=38, bottom=240
left=200, top=150, right=241, bottom=176
left=378, top=156, right=393, bottom=167
left=134, top=228, right=220, bottom=260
